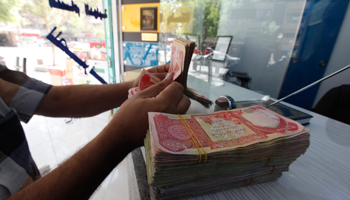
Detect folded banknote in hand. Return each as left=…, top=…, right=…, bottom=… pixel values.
left=128, top=38, right=213, bottom=108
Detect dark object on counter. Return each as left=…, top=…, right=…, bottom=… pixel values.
left=215, top=95, right=236, bottom=110
left=223, top=71, right=251, bottom=89
left=235, top=100, right=313, bottom=125
left=312, top=85, right=350, bottom=125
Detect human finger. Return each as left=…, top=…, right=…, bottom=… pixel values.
left=152, top=73, right=167, bottom=81
left=176, top=94, right=191, bottom=114
left=148, top=64, right=169, bottom=73
left=138, top=72, right=173, bottom=98
left=156, top=82, right=184, bottom=111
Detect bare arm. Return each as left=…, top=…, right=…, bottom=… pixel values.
left=9, top=73, right=190, bottom=200
left=0, top=79, right=19, bottom=105
left=0, top=67, right=133, bottom=118
left=35, top=81, right=134, bottom=117
left=35, top=64, right=170, bottom=118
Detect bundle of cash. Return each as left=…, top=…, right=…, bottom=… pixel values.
left=145, top=105, right=310, bottom=200
left=128, top=38, right=213, bottom=108
left=170, top=38, right=212, bottom=108
left=128, top=68, right=210, bottom=102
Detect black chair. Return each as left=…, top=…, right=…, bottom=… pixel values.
left=16, top=57, right=27, bottom=74
left=312, top=85, right=350, bottom=125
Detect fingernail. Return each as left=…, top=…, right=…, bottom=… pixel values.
left=165, top=72, right=173, bottom=80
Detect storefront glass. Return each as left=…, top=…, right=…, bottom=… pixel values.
left=0, top=0, right=108, bottom=85
left=159, top=0, right=306, bottom=98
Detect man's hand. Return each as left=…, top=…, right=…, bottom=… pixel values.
left=111, top=72, right=190, bottom=148
left=146, top=63, right=170, bottom=74
left=6, top=65, right=186, bottom=200
left=132, top=64, right=170, bottom=88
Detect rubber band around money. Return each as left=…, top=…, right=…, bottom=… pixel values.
left=270, top=166, right=275, bottom=174
left=190, top=124, right=207, bottom=162
left=178, top=114, right=207, bottom=163
left=243, top=178, right=253, bottom=186
left=188, top=88, right=198, bottom=100
left=178, top=115, right=202, bottom=162
left=265, top=158, right=271, bottom=166
left=247, top=178, right=253, bottom=186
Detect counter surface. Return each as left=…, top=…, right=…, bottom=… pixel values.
left=123, top=69, right=350, bottom=200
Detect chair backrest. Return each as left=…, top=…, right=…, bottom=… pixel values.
left=15, top=57, right=27, bottom=74
left=313, top=84, right=350, bottom=124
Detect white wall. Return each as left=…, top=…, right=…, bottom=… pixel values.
left=312, top=2, right=350, bottom=108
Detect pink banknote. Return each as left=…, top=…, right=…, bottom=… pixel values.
left=169, top=42, right=185, bottom=80
left=138, top=70, right=161, bottom=91
left=148, top=106, right=307, bottom=154
left=128, top=87, right=140, bottom=97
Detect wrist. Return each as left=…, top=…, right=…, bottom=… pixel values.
left=105, top=114, right=140, bottom=151
left=128, top=78, right=138, bottom=89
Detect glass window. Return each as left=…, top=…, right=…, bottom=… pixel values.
left=123, top=42, right=160, bottom=67
left=0, top=0, right=108, bottom=85
left=160, top=0, right=306, bottom=98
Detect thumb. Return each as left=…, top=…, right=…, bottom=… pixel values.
left=139, top=72, right=173, bottom=98
left=152, top=73, right=167, bottom=81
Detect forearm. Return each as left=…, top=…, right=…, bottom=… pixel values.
left=9, top=74, right=190, bottom=200
left=36, top=81, right=134, bottom=117
left=0, top=79, right=19, bottom=105
left=10, top=117, right=135, bottom=200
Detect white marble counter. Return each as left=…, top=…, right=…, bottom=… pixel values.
left=122, top=68, right=350, bottom=200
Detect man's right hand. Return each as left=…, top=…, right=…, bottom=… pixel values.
left=109, top=72, right=191, bottom=148
left=131, top=64, right=170, bottom=88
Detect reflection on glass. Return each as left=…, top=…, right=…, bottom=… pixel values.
left=160, top=0, right=306, bottom=98
left=212, top=36, right=232, bottom=61
left=0, top=1, right=107, bottom=85
left=123, top=42, right=160, bottom=67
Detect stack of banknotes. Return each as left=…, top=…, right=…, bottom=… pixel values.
left=145, top=106, right=310, bottom=200
left=128, top=69, right=209, bottom=101
left=129, top=38, right=212, bottom=107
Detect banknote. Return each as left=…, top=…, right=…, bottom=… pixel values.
left=138, top=69, right=161, bottom=91
left=169, top=40, right=185, bottom=80
left=148, top=105, right=307, bottom=155
left=188, top=88, right=210, bottom=101
left=128, top=87, right=140, bottom=97
left=136, top=68, right=209, bottom=101
left=132, top=38, right=212, bottom=108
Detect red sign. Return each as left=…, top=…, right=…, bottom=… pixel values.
left=89, top=42, right=106, bottom=49
left=21, top=33, right=40, bottom=37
